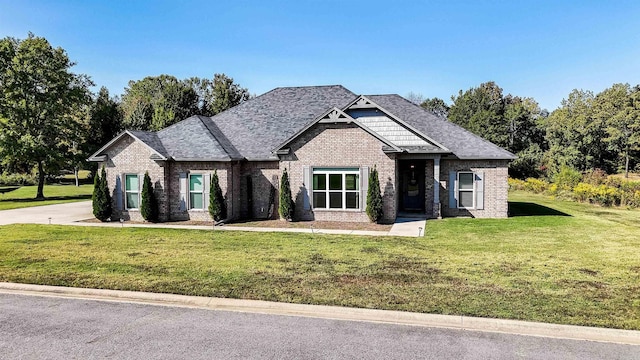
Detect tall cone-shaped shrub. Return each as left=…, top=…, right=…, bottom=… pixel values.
left=140, top=171, right=158, bottom=222
left=279, top=168, right=294, bottom=221
left=209, top=170, right=227, bottom=222
left=366, top=166, right=383, bottom=223
left=92, top=166, right=112, bottom=221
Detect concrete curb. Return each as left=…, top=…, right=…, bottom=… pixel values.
left=1, top=282, right=638, bottom=345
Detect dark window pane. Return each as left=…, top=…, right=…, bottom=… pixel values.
left=329, top=192, right=342, bottom=208
left=313, top=174, right=326, bottom=190
left=459, top=191, right=473, bottom=208
left=329, top=174, right=342, bottom=190
left=346, top=192, right=359, bottom=209
left=313, top=192, right=326, bottom=208
left=345, top=174, right=359, bottom=190
left=459, top=173, right=474, bottom=190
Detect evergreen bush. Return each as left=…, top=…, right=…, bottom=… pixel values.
left=278, top=168, right=294, bottom=221
left=366, top=166, right=383, bottom=223
left=92, top=166, right=112, bottom=221
left=209, top=170, right=227, bottom=222
left=140, top=171, right=158, bottom=222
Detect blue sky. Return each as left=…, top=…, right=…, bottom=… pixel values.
left=1, top=0, right=639, bottom=110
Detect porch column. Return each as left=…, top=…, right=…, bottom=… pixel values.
left=433, top=156, right=441, bottom=219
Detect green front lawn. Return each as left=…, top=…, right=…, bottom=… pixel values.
left=0, top=190, right=638, bottom=329
left=0, top=184, right=93, bottom=211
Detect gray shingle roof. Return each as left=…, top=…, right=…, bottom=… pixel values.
left=157, top=116, right=236, bottom=160
left=366, top=94, right=517, bottom=160
left=128, top=130, right=169, bottom=158
left=95, top=85, right=515, bottom=162
left=209, top=85, right=357, bottom=160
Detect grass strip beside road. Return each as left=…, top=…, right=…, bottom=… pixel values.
left=0, top=191, right=638, bottom=330
left=0, top=184, right=93, bottom=211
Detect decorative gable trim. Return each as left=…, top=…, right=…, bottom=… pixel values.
left=272, top=107, right=402, bottom=154
left=343, top=96, right=450, bottom=153
left=87, top=130, right=169, bottom=162
left=318, top=108, right=352, bottom=123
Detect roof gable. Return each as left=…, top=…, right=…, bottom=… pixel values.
left=274, top=107, right=402, bottom=153
left=87, top=130, right=168, bottom=162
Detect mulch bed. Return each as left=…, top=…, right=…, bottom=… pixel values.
left=81, top=218, right=392, bottom=231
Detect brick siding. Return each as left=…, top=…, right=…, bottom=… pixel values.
left=439, top=159, right=509, bottom=218
left=279, top=123, right=397, bottom=223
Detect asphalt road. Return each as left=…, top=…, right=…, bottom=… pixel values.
left=0, top=293, right=637, bottom=359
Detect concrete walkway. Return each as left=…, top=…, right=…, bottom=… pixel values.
left=1, top=282, right=638, bottom=346
left=389, top=217, right=427, bottom=237
left=0, top=201, right=93, bottom=225
left=0, top=201, right=429, bottom=237
left=0, top=201, right=425, bottom=237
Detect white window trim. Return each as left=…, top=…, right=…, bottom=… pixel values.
left=457, top=171, right=475, bottom=209
left=124, top=173, right=140, bottom=210
left=189, top=173, right=205, bottom=210
left=312, top=168, right=360, bottom=211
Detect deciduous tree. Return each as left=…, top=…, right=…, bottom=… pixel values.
left=120, top=75, right=198, bottom=131
left=0, top=33, right=92, bottom=198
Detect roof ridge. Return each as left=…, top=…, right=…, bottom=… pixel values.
left=197, top=115, right=243, bottom=160
left=272, top=84, right=348, bottom=90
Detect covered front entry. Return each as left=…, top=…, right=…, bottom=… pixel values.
left=398, top=160, right=425, bottom=212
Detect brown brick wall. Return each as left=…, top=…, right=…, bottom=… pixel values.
left=101, top=136, right=167, bottom=222
left=168, top=162, right=236, bottom=221
left=239, top=161, right=280, bottom=220
left=279, top=123, right=397, bottom=223
left=439, top=159, right=509, bottom=218
left=101, top=133, right=509, bottom=223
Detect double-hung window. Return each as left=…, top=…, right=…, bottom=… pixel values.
left=189, top=174, right=204, bottom=209
left=457, top=172, right=474, bottom=208
left=125, top=174, right=140, bottom=209
left=312, top=168, right=359, bottom=210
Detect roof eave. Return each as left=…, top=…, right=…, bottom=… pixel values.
left=87, top=155, right=107, bottom=162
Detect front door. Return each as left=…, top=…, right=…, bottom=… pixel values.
left=400, top=161, right=425, bottom=212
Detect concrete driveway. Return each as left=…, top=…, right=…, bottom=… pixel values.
left=0, top=201, right=93, bottom=225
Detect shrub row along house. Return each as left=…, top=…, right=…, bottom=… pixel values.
left=88, top=85, right=515, bottom=223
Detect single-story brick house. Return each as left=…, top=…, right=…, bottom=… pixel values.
left=89, top=85, right=515, bottom=223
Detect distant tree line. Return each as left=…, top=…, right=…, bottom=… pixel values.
left=0, top=33, right=249, bottom=198
left=415, top=81, right=640, bottom=179
left=2, top=33, right=638, bottom=199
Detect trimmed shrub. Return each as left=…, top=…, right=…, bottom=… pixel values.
left=209, top=170, right=227, bottom=222
left=366, top=166, right=383, bottom=223
left=92, top=166, right=112, bottom=221
left=278, top=168, right=294, bottom=221
left=140, top=171, right=158, bottom=222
